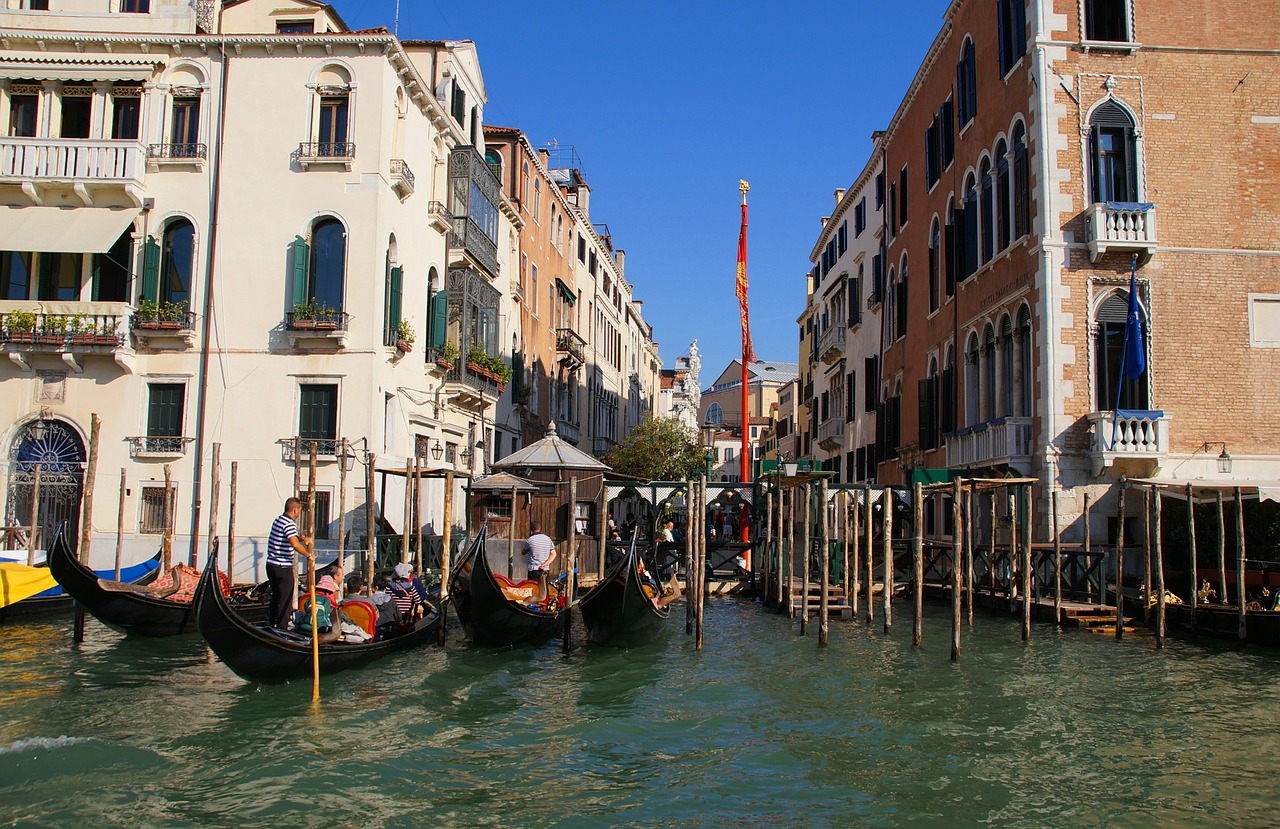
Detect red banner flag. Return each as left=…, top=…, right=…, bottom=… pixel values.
left=736, top=181, right=756, bottom=365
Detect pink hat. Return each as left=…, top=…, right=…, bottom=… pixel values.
left=316, top=575, right=338, bottom=593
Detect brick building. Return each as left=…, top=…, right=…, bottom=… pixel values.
left=806, top=0, right=1280, bottom=540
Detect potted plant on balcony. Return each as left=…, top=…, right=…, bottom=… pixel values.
left=435, top=341, right=459, bottom=370
left=38, top=314, right=68, bottom=346
left=394, top=320, right=415, bottom=354
left=514, top=384, right=531, bottom=407
left=5, top=309, right=37, bottom=344
left=466, top=345, right=512, bottom=391
left=290, top=299, right=320, bottom=329
left=314, top=303, right=340, bottom=330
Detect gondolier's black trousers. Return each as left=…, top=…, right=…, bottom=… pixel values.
left=267, top=563, right=296, bottom=629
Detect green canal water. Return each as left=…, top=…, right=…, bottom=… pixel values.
left=1, top=600, right=1277, bottom=828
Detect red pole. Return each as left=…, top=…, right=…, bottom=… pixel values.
left=736, top=180, right=753, bottom=557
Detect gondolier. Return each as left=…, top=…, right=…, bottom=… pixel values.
left=523, top=521, right=556, bottom=597
left=267, top=497, right=312, bottom=630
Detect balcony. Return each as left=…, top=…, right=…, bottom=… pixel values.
left=296, top=142, right=355, bottom=171
left=1084, top=202, right=1157, bottom=263
left=817, top=417, right=845, bottom=449
left=127, top=436, right=193, bottom=460
left=593, top=436, right=615, bottom=456
left=555, top=417, right=582, bottom=445
left=280, top=437, right=346, bottom=464
left=0, top=137, right=146, bottom=205
left=1086, top=410, right=1170, bottom=476
left=390, top=158, right=415, bottom=199
left=428, top=200, right=452, bottom=234
left=818, top=325, right=846, bottom=365
left=284, top=310, right=350, bottom=350
left=556, top=328, right=587, bottom=369
left=131, top=309, right=197, bottom=349
left=146, top=143, right=206, bottom=171
left=510, top=278, right=524, bottom=303
left=448, top=215, right=500, bottom=278
left=0, top=308, right=132, bottom=373
left=443, top=361, right=503, bottom=410
left=944, top=416, right=1034, bottom=474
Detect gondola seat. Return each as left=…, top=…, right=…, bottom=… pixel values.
left=340, top=599, right=377, bottom=637
left=493, top=574, right=540, bottom=603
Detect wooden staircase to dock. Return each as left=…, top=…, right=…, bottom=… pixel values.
left=1061, top=605, right=1143, bottom=636
left=786, top=577, right=853, bottom=619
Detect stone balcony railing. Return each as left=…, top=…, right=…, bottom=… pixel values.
left=818, top=325, right=846, bottom=365
left=1084, top=201, right=1157, bottom=262
left=817, top=417, right=845, bottom=448
left=0, top=136, right=146, bottom=200
left=944, top=416, right=1034, bottom=473
left=555, top=417, right=582, bottom=445
left=1086, top=409, right=1170, bottom=475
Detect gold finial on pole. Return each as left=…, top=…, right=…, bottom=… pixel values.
left=739, top=179, right=750, bottom=203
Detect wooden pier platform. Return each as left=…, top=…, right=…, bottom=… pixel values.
left=784, top=577, right=853, bottom=619
left=920, top=581, right=1134, bottom=630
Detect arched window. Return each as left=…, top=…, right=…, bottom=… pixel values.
left=944, top=197, right=956, bottom=298
left=160, top=218, right=194, bottom=307
left=93, top=230, right=133, bottom=302
left=965, top=332, right=981, bottom=425
left=484, top=149, right=502, bottom=182
left=1012, top=122, right=1031, bottom=238
left=956, top=37, right=977, bottom=127
left=995, top=139, right=1011, bottom=251
left=962, top=173, right=978, bottom=278
left=982, top=324, right=997, bottom=421
left=885, top=266, right=897, bottom=342
left=896, top=254, right=908, bottom=340
left=979, top=157, right=994, bottom=264
left=426, top=266, right=446, bottom=358
left=1090, top=101, right=1138, bottom=203
left=707, top=402, right=724, bottom=425
left=999, top=314, right=1014, bottom=417
left=309, top=218, right=346, bottom=312
left=1017, top=304, right=1032, bottom=416
left=1094, top=290, right=1148, bottom=410
left=928, top=216, right=941, bottom=313
left=314, top=65, right=352, bottom=157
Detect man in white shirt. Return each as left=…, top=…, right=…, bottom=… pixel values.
left=522, top=520, right=556, bottom=597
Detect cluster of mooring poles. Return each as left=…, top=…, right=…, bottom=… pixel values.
left=682, top=476, right=708, bottom=650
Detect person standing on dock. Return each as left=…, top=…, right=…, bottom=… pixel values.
left=266, top=497, right=312, bottom=630
left=523, top=521, right=556, bottom=598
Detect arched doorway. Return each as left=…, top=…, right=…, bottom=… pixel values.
left=6, top=418, right=85, bottom=551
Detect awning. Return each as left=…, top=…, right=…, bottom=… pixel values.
left=555, top=278, right=576, bottom=305
left=0, top=58, right=159, bottom=83
left=1129, top=478, right=1280, bottom=504
left=0, top=206, right=140, bottom=254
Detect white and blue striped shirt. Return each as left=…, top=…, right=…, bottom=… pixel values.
left=267, top=514, right=300, bottom=568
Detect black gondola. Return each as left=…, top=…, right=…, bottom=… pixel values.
left=577, top=538, right=670, bottom=647
left=0, top=551, right=161, bottom=623
left=195, top=543, right=443, bottom=684
left=450, top=523, right=564, bottom=645
left=48, top=526, right=267, bottom=637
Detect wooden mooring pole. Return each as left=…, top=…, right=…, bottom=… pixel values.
left=401, top=459, right=412, bottom=566
left=865, top=489, right=874, bottom=626
left=841, top=491, right=851, bottom=613
left=883, top=486, right=893, bottom=635
left=800, top=481, right=810, bottom=635
left=1216, top=489, right=1228, bottom=608
left=1186, top=483, right=1197, bottom=632
left=1153, top=483, right=1165, bottom=649
left=777, top=483, right=788, bottom=616
left=162, top=463, right=174, bottom=572
left=337, top=441, right=347, bottom=575
left=819, top=479, right=830, bottom=646
left=1021, top=484, right=1032, bottom=641
left=114, top=469, right=126, bottom=581
left=695, top=475, right=706, bottom=650
left=440, top=471, right=453, bottom=645
left=849, top=490, right=860, bottom=619
left=1235, top=486, right=1246, bottom=644
left=1115, top=479, right=1127, bottom=640
left=951, top=478, right=962, bottom=661
left=988, top=492, right=997, bottom=607
left=685, top=478, right=694, bottom=634
left=74, top=414, right=101, bottom=644
left=228, top=462, right=238, bottom=582
left=364, top=453, right=375, bottom=593
left=1083, top=493, right=1094, bottom=605
left=764, top=486, right=774, bottom=605
left=964, top=482, right=975, bottom=626
left=414, top=455, right=423, bottom=574
left=205, top=443, right=221, bottom=571
left=1053, top=490, right=1062, bottom=626
left=1142, top=487, right=1152, bottom=612
left=912, top=481, right=923, bottom=648
left=564, top=475, right=578, bottom=653
left=26, top=462, right=41, bottom=567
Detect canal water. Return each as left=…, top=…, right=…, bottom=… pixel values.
left=1, top=600, right=1277, bottom=828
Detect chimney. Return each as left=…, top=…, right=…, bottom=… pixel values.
left=616, top=249, right=625, bottom=275
left=576, top=181, right=590, bottom=218
left=834, top=188, right=845, bottom=204
left=538, top=148, right=550, bottom=166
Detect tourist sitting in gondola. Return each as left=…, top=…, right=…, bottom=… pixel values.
left=636, top=557, right=681, bottom=609
left=368, top=575, right=405, bottom=638
left=296, top=575, right=342, bottom=643
left=388, top=564, right=426, bottom=622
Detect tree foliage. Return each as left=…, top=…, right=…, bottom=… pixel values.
left=605, top=416, right=704, bottom=481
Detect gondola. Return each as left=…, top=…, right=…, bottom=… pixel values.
left=194, top=543, right=444, bottom=684
left=48, top=526, right=268, bottom=637
left=450, top=522, right=564, bottom=645
left=0, top=552, right=161, bottom=623
left=577, top=537, right=670, bottom=647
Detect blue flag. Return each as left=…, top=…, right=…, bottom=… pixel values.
left=1122, top=260, right=1145, bottom=380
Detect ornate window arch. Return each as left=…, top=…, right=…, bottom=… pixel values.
left=928, top=215, right=941, bottom=314
left=1093, top=288, right=1148, bottom=410
left=1017, top=304, right=1032, bottom=416
left=965, top=331, right=981, bottom=425
left=982, top=323, right=997, bottom=421
left=1011, top=120, right=1031, bottom=238
left=1088, top=99, right=1139, bottom=203
left=979, top=155, right=994, bottom=264
left=999, top=313, right=1015, bottom=417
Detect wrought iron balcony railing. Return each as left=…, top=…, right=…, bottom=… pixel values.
left=556, top=328, right=587, bottom=366
left=127, top=436, right=194, bottom=458
left=132, top=310, right=196, bottom=332
left=390, top=158, right=415, bottom=197
left=448, top=215, right=500, bottom=277
left=1, top=312, right=124, bottom=348
left=285, top=310, right=350, bottom=331
left=281, top=437, right=345, bottom=461
left=147, top=143, right=207, bottom=161
left=297, top=142, right=355, bottom=165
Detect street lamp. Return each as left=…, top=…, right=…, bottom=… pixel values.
left=1202, top=441, right=1232, bottom=474
left=430, top=440, right=444, bottom=461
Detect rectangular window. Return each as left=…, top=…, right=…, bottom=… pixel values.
left=888, top=184, right=898, bottom=238
left=838, top=221, right=848, bottom=255
left=276, top=19, right=315, bottom=33
left=849, top=272, right=862, bottom=325
left=1085, top=0, right=1129, bottom=41
left=299, top=491, right=332, bottom=540
left=874, top=172, right=885, bottom=209
left=121, top=0, right=150, bottom=11
left=147, top=383, right=185, bottom=438
left=451, top=84, right=466, bottom=126
left=111, top=92, right=140, bottom=140
left=854, top=198, right=866, bottom=236
left=25, top=0, right=50, bottom=9
left=38, top=252, right=81, bottom=301
left=170, top=97, right=200, bottom=146
left=139, top=484, right=175, bottom=534
left=2, top=251, right=32, bottom=300
left=60, top=95, right=91, bottom=139
left=864, top=356, right=878, bottom=412
left=318, top=95, right=349, bottom=153
left=577, top=235, right=586, bottom=263
left=899, top=165, right=909, bottom=226
left=925, top=117, right=940, bottom=189
left=298, top=384, right=338, bottom=441
left=9, top=93, right=38, bottom=137
left=941, top=98, right=955, bottom=168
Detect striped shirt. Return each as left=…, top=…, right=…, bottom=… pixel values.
left=267, top=514, right=300, bottom=567
left=523, top=532, right=554, bottom=571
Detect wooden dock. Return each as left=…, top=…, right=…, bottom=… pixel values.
left=784, top=576, right=853, bottom=619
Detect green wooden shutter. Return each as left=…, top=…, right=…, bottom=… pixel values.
left=291, top=236, right=309, bottom=307
left=430, top=289, right=447, bottom=349
left=389, top=266, right=402, bottom=329
left=139, top=237, right=160, bottom=303
left=147, top=383, right=185, bottom=438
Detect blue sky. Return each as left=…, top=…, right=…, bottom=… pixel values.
left=333, top=0, right=949, bottom=380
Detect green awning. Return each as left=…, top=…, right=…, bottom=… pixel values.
left=555, top=278, right=576, bottom=305
left=909, top=468, right=957, bottom=485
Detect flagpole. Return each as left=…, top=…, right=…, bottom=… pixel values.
left=739, top=180, right=751, bottom=488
